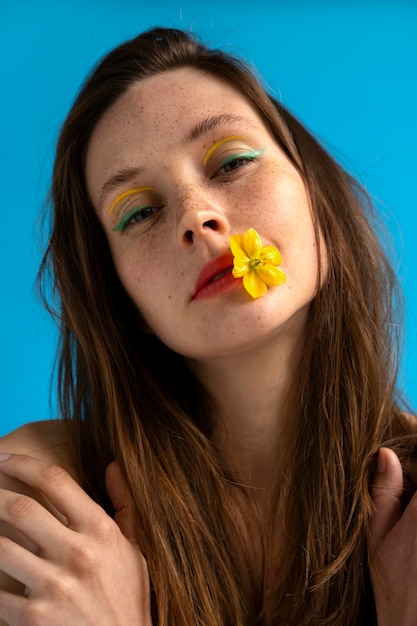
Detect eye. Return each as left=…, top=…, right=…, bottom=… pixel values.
left=113, top=204, right=163, bottom=232
left=211, top=148, right=264, bottom=179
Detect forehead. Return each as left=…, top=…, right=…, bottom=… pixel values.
left=97, top=67, right=257, bottom=132
left=87, top=68, right=263, bottom=161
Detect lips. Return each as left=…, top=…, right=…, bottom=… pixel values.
left=191, top=252, right=236, bottom=301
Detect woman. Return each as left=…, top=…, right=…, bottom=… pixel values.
left=0, top=27, right=416, bottom=625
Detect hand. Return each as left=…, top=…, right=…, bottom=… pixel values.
left=0, top=454, right=152, bottom=626
left=105, top=461, right=137, bottom=545
left=369, top=447, right=417, bottom=626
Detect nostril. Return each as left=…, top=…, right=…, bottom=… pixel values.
left=203, top=219, right=218, bottom=230
left=182, top=220, right=220, bottom=245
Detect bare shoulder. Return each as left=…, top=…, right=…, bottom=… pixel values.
left=0, top=419, right=75, bottom=474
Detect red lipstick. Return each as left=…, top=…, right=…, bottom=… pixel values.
left=192, top=252, right=239, bottom=302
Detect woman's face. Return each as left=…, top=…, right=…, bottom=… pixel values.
left=86, top=68, right=323, bottom=361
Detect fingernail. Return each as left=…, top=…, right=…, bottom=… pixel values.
left=0, top=453, right=12, bottom=462
left=377, top=449, right=386, bottom=473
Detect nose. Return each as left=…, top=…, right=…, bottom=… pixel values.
left=176, top=189, right=229, bottom=247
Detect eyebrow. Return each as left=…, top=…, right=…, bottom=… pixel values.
left=186, top=113, right=256, bottom=143
left=98, top=166, right=143, bottom=213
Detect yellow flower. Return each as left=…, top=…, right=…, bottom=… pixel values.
left=230, top=228, right=286, bottom=299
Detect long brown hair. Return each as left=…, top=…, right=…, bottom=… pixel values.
left=39, top=27, right=417, bottom=625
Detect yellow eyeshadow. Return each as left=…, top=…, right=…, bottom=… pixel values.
left=108, top=187, right=154, bottom=214
left=202, top=136, right=243, bottom=166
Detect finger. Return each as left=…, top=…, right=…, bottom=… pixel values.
left=0, top=454, right=105, bottom=533
left=0, top=535, right=47, bottom=593
left=0, top=588, right=29, bottom=626
left=105, top=462, right=137, bottom=543
left=0, top=488, right=70, bottom=561
left=369, top=447, right=403, bottom=551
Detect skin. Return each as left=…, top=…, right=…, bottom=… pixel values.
left=0, top=453, right=151, bottom=626
left=86, top=67, right=322, bottom=488
left=370, top=448, right=417, bottom=626
left=0, top=67, right=415, bottom=624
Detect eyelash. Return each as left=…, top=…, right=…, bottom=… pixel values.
left=113, top=204, right=163, bottom=232
left=211, top=148, right=264, bottom=179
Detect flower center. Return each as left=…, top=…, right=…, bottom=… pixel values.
left=250, top=257, right=262, bottom=269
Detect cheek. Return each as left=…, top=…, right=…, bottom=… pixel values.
left=264, top=173, right=321, bottom=289
left=110, top=229, right=163, bottom=284
left=253, top=164, right=307, bottom=224
left=112, top=244, right=178, bottom=321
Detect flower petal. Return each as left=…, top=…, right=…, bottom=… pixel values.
left=229, top=234, right=248, bottom=260
left=259, top=245, right=282, bottom=266
left=243, top=228, right=262, bottom=258
left=232, top=261, right=249, bottom=277
left=243, top=270, right=268, bottom=299
left=257, top=265, right=286, bottom=286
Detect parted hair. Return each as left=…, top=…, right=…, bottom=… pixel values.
left=39, top=27, right=417, bottom=625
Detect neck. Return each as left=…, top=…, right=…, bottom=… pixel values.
left=187, top=332, right=302, bottom=494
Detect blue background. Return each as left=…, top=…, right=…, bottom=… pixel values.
left=1, top=0, right=416, bottom=435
